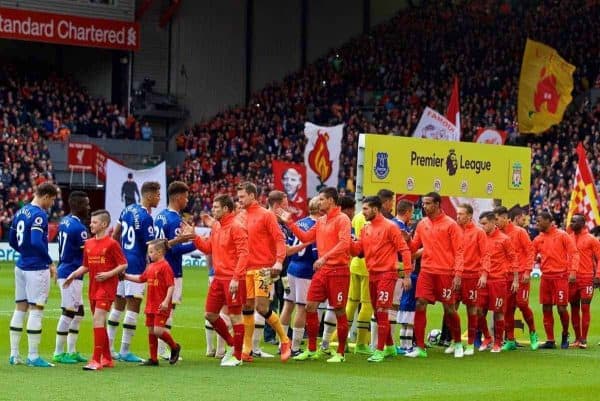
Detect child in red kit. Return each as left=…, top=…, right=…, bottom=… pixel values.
left=64, top=210, right=127, bottom=371
left=125, top=239, right=181, bottom=366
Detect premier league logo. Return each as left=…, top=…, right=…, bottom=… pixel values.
left=374, top=152, right=390, bottom=179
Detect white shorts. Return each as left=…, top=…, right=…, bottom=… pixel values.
left=116, top=279, right=145, bottom=299
left=15, top=267, right=50, bottom=306
left=283, top=274, right=311, bottom=305
left=57, top=278, right=83, bottom=311
left=398, top=311, right=415, bottom=325
left=393, top=279, right=403, bottom=307
left=172, top=277, right=183, bottom=304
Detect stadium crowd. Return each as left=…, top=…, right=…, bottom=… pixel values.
left=171, top=0, right=600, bottom=230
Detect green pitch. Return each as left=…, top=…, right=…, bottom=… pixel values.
left=1, top=262, right=600, bottom=401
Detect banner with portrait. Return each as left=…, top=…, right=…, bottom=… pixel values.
left=273, top=160, right=308, bottom=220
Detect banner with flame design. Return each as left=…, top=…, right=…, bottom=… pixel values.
left=304, top=122, right=344, bottom=197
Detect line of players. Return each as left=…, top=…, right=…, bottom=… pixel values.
left=8, top=181, right=597, bottom=368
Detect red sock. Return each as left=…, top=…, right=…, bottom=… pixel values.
left=336, top=314, right=348, bottom=355
left=581, top=303, right=591, bottom=341
left=467, top=313, right=477, bottom=344
left=494, top=318, right=505, bottom=347
left=101, top=327, right=112, bottom=362
left=149, top=333, right=158, bottom=361
left=233, top=324, right=244, bottom=360
left=504, top=307, right=515, bottom=341
left=306, top=311, right=319, bottom=352
left=543, top=308, right=554, bottom=341
left=559, top=309, right=570, bottom=336
left=570, top=303, right=581, bottom=341
left=519, top=304, right=536, bottom=332
left=479, top=314, right=491, bottom=340
left=376, top=311, right=389, bottom=351
left=211, top=317, right=234, bottom=346
left=159, top=330, right=177, bottom=349
left=93, top=327, right=104, bottom=363
left=386, top=326, right=394, bottom=346
left=414, top=309, right=426, bottom=348
left=445, top=310, right=461, bottom=343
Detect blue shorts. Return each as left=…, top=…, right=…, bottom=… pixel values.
left=399, top=272, right=418, bottom=312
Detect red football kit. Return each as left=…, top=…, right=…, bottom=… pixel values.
left=83, top=235, right=127, bottom=312
left=140, top=259, right=175, bottom=327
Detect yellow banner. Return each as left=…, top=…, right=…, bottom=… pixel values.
left=362, top=135, right=530, bottom=208
left=518, top=39, right=575, bottom=134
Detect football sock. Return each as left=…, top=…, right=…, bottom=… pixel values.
left=242, top=311, right=254, bottom=354
left=211, top=317, right=234, bottom=346
left=159, top=331, right=177, bottom=349
left=253, top=312, right=265, bottom=351
left=570, top=303, right=581, bottom=341
left=494, top=318, right=505, bottom=347
left=370, top=317, right=378, bottom=350
left=26, top=309, right=43, bottom=360
left=264, top=310, right=289, bottom=343
left=388, top=309, right=398, bottom=346
left=107, top=309, right=122, bottom=351
left=520, top=304, right=536, bottom=333
left=216, top=313, right=231, bottom=355
left=336, top=314, right=348, bottom=355
left=504, top=306, right=516, bottom=341
left=55, top=315, right=71, bottom=355
left=9, top=310, right=25, bottom=358
left=414, top=309, right=426, bottom=348
left=92, top=327, right=105, bottom=362
left=149, top=333, right=158, bottom=361
left=479, top=314, right=491, bottom=340
left=158, top=310, right=174, bottom=356
left=205, top=320, right=216, bottom=353
left=322, top=310, right=337, bottom=348
left=306, top=311, right=319, bottom=352
left=233, top=324, right=244, bottom=360
left=102, top=327, right=112, bottom=362
left=400, top=323, right=414, bottom=349
left=558, top=309, right=570, bottom=336
left=356, top=301, right=372, bottom=346
left=376, top=311, right=389, bottom=351
left=445, top=310, right=462, bottom=343
left=581, top=303, right=591, bottom=340
left=467, top=313, right=478, bottom=345
left=67, top=314, right=83, bottom=354
left=120, top=311, right=138, bottom=355
left=292, top=327, right=304, bottom=351
left=542, top=309, right=554, bottom=341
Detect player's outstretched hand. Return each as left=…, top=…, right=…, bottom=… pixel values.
left=177, top=221, right=196, bottom=241
left=200, top=213, right=216, bottom=228
left=274, top=207, right=292, bottom=224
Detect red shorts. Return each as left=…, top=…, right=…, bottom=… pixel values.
left=145, top=313, right=170, bottom=328
left=539, top=275, right=569, bottom=305
left=569, top=276, right=594, bottom=303
left=458, top=277, right=479, bottom=306
left=477, top=279, right=507, bottom=313
left=205, top=278, right=247, bottom=315
left=307, top=267, right=350, bottom=309
left=90, top=299, right=112, bottom=314
left=415, top=271, right=455, bottom=304
left=368, top=271, right=398, bottom=309
left=506, top=275, right=531, bottom=309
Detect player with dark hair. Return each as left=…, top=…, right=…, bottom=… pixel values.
left=533, top=211, right=579, bottom=349
left=9, top=183, right=59, bottom=367
left=53, top=191, right=91, bottom=364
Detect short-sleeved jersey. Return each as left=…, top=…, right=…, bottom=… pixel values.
left=84, top=236, right=127, bottom=301
left=140, top=259, right=175, bottom=314
left=118, top=204, right=155, bottom=274
left=287, top=216, right=318, bottom=279
left=57, top=215, right=88, bottom=280
left=154, top=208, right=195, bottom=278
left=10, top=203, right=52, bottom=271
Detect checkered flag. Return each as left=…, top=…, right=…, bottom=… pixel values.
left=566, top=143, right=600, bottom=230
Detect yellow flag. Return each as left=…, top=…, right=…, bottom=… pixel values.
left=518, top=39, right=575, bottom=134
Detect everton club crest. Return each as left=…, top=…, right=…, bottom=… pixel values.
left=374, top=152, right=389, bottom=179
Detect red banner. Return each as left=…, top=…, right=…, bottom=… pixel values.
left=474, top=128, right=507, bottom=145
left=68, top=142, right=122, bottom=182
left=273, top=160, right=308, bottom=221
left=0, top=7, right=139, bottom=51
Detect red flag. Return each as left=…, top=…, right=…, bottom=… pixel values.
left=474, top=128, right=507, bottom=145
left=566, top=143, right=600, bottom=229
left=272, top=160, right=308, bottom=220
left=445, top=76, right=461, bottom=137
